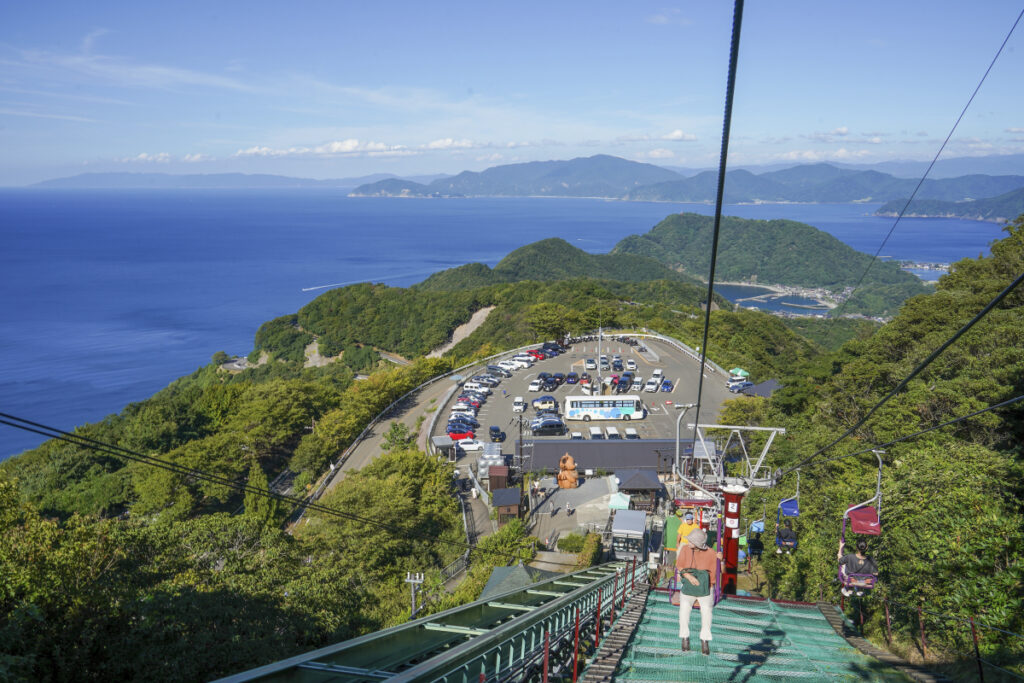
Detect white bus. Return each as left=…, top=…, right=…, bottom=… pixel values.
left=563, top=395, right=646, bottom=421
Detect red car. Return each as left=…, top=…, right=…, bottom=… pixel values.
left=449, top=430, right=475, bottom=441
left=527, top=349, right=546, bottom=359
left=456, top=397, right=481, bottom=408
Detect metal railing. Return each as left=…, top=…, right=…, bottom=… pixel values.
left=212, top=559, right=648, bottom=683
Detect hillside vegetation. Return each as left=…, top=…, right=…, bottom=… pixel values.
left=613, top=212, right=928, bottom=316
left=728, top=216, right=1024, bottom=673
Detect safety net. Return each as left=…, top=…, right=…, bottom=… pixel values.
left=608, top=588, right=913, bottom=681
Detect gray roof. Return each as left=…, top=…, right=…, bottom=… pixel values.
left=518, top=439, right=715, bottom=474
left=616, top=468, right=664, bottom=492
left=431, top=435, right=455, bottom=448
left=492, top=487, right=522, bottom=507
left=743, top=378, right=783, bottom=397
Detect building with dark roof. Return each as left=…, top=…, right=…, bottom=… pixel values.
left=517, top=439, right=717, bottom=476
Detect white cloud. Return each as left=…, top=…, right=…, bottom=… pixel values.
left=234, top=139, right=410, bottom=158
left=183, top=153, right=209, bottom=162
left=118, top=152, right=171, bottom=163
left=831, top=126, right=849, bottom=136
left=1005, top=127, right=1024, bottom=133
left=645, top=9, right=692, bottom=26
left=425, top=138, right=477, bottom=150
left=81, top=29, right=110, bottom=54
left=867, top=136, right=883, bottom=144
left=832, top=148, right=870, bottom=159
left=662, top=129, right=697, bottom=141
left=646, top=148, right=675, bottom=159
left=477, top=153, right=504, bottom=162
left=0, top=107, right=97, bottom=123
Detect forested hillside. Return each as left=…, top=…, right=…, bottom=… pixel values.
left=727, top=216, right=1024, bottom=673
left=614, top=212, right=928, bottom=316
left=876, top=185, right=1024, bottom=223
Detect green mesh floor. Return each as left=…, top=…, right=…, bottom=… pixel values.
left=609, top=590, right=914, bottom=682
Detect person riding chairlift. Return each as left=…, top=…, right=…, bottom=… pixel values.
left=775, top=518, right=797, bottom=554
left=838, top=538, right=878, bottom=597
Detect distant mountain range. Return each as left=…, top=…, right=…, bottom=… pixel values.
left=32, top=155, right=1024, bottom=218
left=350, top=155, right=1024, bottom=210
left=875, top=187, right=1024, bottom=223
left=31, top=171, right=450, bottom=190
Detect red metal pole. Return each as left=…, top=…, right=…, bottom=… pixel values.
left=479, top=674, right=485, bottom=683
left=884, top=602, right=892, bottom=644
left=596, top=589, right=603, bottom=649
left=970, top=616, right=985, bottom=682
left=918, top=607, right=928, bottom=660
left=721, top=487, right=746, bottom=596
left=572, top=607, right=581, bottom=683
left=543, top=630, right=550, bottom=683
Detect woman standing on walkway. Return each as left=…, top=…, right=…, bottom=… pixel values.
left=676, top=528, right=722, bottom=655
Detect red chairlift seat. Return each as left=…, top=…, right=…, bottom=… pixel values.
left=848, top=505, right=881, bottom=536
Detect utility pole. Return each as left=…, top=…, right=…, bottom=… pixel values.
left=405, top=572, right=424, bottom=618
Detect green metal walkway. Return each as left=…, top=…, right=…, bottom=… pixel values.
left=608, top=589, right=914, bottom=682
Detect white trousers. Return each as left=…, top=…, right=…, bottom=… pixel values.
left=678, top=592, right=714, bottom=642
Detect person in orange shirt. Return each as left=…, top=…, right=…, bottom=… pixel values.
left=675, top=528, right=722, bottom=655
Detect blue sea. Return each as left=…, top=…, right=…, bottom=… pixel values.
left=0, top=191, right=1008, bottom=459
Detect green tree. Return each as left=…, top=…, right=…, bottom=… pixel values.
left=244, top=460, right=280, bottom=528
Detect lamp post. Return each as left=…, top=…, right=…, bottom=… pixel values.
left=674, top=403, right=696, bottom=487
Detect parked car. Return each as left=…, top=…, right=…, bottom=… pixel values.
left=448, top=418, right=478, bottom=431
left=565, top=372, right=579, bottom=384
left=606, top=426, right=621, bottom=439
left=449, top=430, right=475, bottom=441
left=589, top=426, right=604, bottom=439
left=488, top=426, right=506, bottom=443
left=533, top=395, right=557, bottom=411
left=552, top=373, right=566, bottom=385
left=660, top=379, right=674, bottom=392
left=631, top=376, right=644, bottom=391
left=456, top=438, right=485, bottom=452
left=497, top=360, right=519, bottom=371
left=449, top=416, right=479, bottom=428
left=543, top=378, right=559, bottom=391
left=512, top=396, right=526, bottom=412
left=652, top=368, right=664, bottom=380
left=570, top=431, right=584, bottom=440
left=473, top=375, right=500, bottom=387
left=625, top=359, right=637, bottom=371
left=532, top=420, right=566, bottom=436
left=729, top=381, right=755, bottom=393
left=455, top=398, right=480, bottom=408
left=528, top=379, right=543, bottom=392
left=644, top=378, right=660, bottom=392
left=584, top=358, right=597, bottom=370
left=624, top=427, right=640, bottom=440
left=487, top=365, right=512, bottom=378
left=611, top=360, right=624, bottom=372
left=580, top=372, right=591, bottom=384
left=527, top=350, right=546, bottom=360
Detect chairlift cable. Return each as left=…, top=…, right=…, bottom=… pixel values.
left=824, top=6, right=1024, bottom=339
left=782, top=270, right=1024, bottom=476
left=0, top=412, right=527, bottom=564
left=691, top=0, right=745, bottom=447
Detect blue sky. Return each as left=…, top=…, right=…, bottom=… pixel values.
left=2, top=1, right=1023, bottom=185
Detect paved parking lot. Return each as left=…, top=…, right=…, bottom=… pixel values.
left=439, top=336, right=738, bottom=449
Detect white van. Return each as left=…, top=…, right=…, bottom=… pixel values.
left=605, top=426, right=621, bottom=439
left=532, top=396, right=557, bottom=411
left=652, top=368, right=664, bottom=380
left=624, top=427, right=640, bottom=439
left=589, top=426, right=605, bottom=439
left=512, top=396, right=526, bottom=413
left=644, top=378, right=660, bottom=392
left=463, top=382, right=490, bottom=394
left=631, top=376, right=643, bottom=391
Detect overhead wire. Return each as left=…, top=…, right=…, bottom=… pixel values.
left=825, top=6, right=1024, bottom=336
left=781, top=269, right=1024, bottom=476
left=777, top=393, right=1024, bottom=479
left=0, top=411, right=527, bottom=564
left=691, top=0, right=745, bottom=443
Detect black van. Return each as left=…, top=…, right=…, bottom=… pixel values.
left=532, top=420, right=566, bottom=436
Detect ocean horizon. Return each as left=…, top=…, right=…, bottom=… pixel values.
left=0, top=190, right=1008, bottom=459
